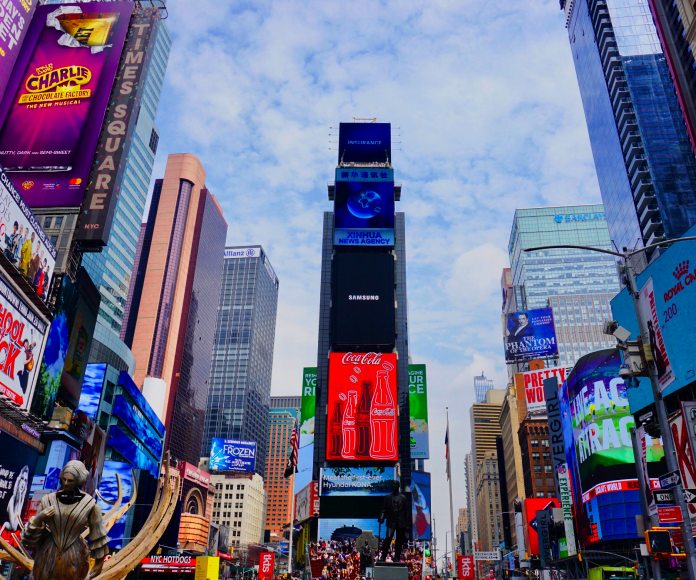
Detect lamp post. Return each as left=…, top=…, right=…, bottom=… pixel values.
left=524, top=236, right=696, bottom=579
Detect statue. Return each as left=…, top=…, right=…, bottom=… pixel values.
left=378, top=481, right=410, bottom=562
left=21, top=460, right=109, bottom=580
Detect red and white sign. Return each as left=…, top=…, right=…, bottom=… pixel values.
left=670, top=403, right=696, bottom=526
left=581, top=478, right=642, bottom=503
left=179, top=462, right=211, bottom=486
left=658, top=505, right=684, bottom=524
left=140, top=555, right=196, bottom=573
left=326, top=352, right=398, bottom=462
left=258, top=551, right=275, bottom=580
left=457, top=555, right=474, bottom=579
left=514, top=366, right=570, bottom=416
left=295, top=480, right=319, bottom=522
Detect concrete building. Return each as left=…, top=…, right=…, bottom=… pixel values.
left=499, top=387, right=525, bottom=547
left=465, top=453, right=478, bottom=553
left=518, top=421, right=556, bottom=499
left=211, top=473, right=266, bottom=548
left=470, top=389, right=505, bottom=463
left=201, top=246, right=279, bottom=477
left=475, top=453, right=504, bottom=552
left=122, top=153, right=227, bottom=464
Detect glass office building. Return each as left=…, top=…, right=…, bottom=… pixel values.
left=562, top=0, right=696, bottom=256
left=474, top=372, right=495, bottom=404
left=202, top=246, right=279, bottom=478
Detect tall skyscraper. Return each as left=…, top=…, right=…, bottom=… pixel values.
left=264, top=401, right=299, bottom=542
left=470, top=390, right=505, bottom=464
left=201, top=245, right=279, bottom=478
left=82, top=10, right=171, bottom=337
left=562, top=0, right=696, bottom=255
left=474, top=372, right=494, bottom=403
left=123, top=153, right=227, bottom=464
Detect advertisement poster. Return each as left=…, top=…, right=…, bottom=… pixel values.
left=97, top=460, right=133, bottom=549
left=669, top=403, right=696, bottom=528
left=555, top=464, right=577, bottom=557
left=334, top=167, right=394, bottom=247
left=76, top=362, right=106, bottom=420
left=0, top=170, right=57, bottom=300
left=638, top=277, right=675, bottom=392
left=515, top=366, right=570, bottom=418
left=411, top=471, right=431, bottom=540
left=503, top=307, right=558, bottom=362
left=318, top=518, right=381, bottom=541
left=141, top=556, right=197, bottom=574
left=0, top=1, right=38, bottom=100
left=326, top=352, right=398, bottom=462
left=331, top=251, right=395, bottom=349
left=408, top=364, right=429, bottom=459
left=0, top=2, right=133, bottom=207
left=0, top=431, right=39, bottom=541
left=209, top=438, right=257, bottom=472
left=258, top=551, right=274, bottom=580
left=296, top=367, right=316, bottom=491
left=295, top=481, right=319, bottom=522
left=457, top=555, right=474, bottom=580
left=319, top=467, right=396, bottom=496
left=338, top=122, right=391, bottom=164
left=0, top=274, right=48, bottom=408
left=524, top=498, right=559, bottom=556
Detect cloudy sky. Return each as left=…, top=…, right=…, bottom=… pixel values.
left=155, top=0, right=601, bottom=551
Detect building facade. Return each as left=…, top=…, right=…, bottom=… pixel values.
left=499, top=388, right=525, bottom=547
left=470, top=390, right=505, bottom=464
left=475, top=453, right=504, bottom=552
left=201, top=246, right=279, bottom=478
left=562, top=0, right=696, bottom=255
left=465, top=452, right=478, bottom=553
left=264, top=404, right=299, bottom=542
left=211, top=473, right=266, bottom=548
left=474, top=372, right=495, bottom=404
left=122, top=153, right=227, bottom=464
left=518, top=421, right=555, bottom=499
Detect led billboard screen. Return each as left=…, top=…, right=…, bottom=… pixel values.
left=76, top=362, right=106, bottom=420
left=297, top=367, right=315, bottom=491
left=295, top=481, right=319, bottom=522
left=504, top=307, right=558, bottom=362
left=411, top=471, right=431, bottom=540
left=97, top=460, right=133, bottom=549
left=0, top=431, right=39, bottom=539
left=525, top=498, right=559, bottom=556
left=338, top=122, right=391, bottom=164
left=112, top=395, right=163, bottom=460
left=334, top=167, right=394, bottom=246
left=319, top=466, right=396, bottom=496
left=209, top=438, right=257, bottom=473
left=0, top=2, right=133, bottom=208
left=331, top=252, right=395, bottom=349
left=106, top=424, right=158, bottom=476
left=408, top=364, right=429, bottom=459
left=326, top=352, right=398, bottom=462
left=318, top=518, right=381, bottom=541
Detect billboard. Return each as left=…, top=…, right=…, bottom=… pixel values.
left=318, top=518, right=381, bottom=541
left=0, top=1, right=38, bottom=101
left=334, top=167, right=394, bottom=246
left=669, top=402, right=696, bottom=528
left=515, top=366, right=570, bottom=418
left=0, top=170, right=57, bottom=301
left=0, top=274, right=48, bottom=408
left=319, top=466, right=396, bottom=496
left=140, top=556, right=196, bottom=574
left=503, top=307, right=558, bottom=362
left=97, top=460, right=133, bottom=549
left=524, top=498, right=559, bottom=556
left=338, top=122, right=391, bottom=164
left=258, top=551, right=274, bottom=580
left=106, top=424, right=158, bottom=476
left=0, top=431, right=39, bottom=539
left=295, top=481, right=319, bottom=522
left=112, top=394, right=163, bottom=460
left=118, top=370, right=165, bottom=438
left=76, top=4, right=160, bottom=246
left=331, top=252, right=395, bottom=349
left=295, top=367, right=316, bottom=491
left=408, top=364, right=429, bottom=459
left=209, top=438, right=257, bottom=473
left=326, top=352, right=398, bottom=462
left=0, top=2, right=133, bottom=208
left=457, top=555, right=474, bottom=580
left=411, top=471, right=431, bottom=540
left=76, top=362, right=106, bottom=420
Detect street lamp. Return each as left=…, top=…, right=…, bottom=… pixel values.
left=524, top=236, right=696, bottom=579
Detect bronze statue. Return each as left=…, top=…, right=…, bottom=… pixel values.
left=22, top=460, right=109, bottom=580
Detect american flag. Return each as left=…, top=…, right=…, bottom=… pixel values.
left=284, top=419, right=299, bottom=478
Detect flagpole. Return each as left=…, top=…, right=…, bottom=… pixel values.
left=288, top=473, right=295, bottom=576
left=446, top=407, right=457, bottom=578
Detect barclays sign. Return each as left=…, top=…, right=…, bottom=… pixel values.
left=554, top=213, right=605, bottom=224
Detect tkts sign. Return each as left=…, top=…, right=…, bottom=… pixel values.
left=326, top=352, right=398, bottom=462
left=258, top=552, right=274, bottom=580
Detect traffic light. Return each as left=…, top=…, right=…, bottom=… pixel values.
left=645, top=529, right=673, bottom=556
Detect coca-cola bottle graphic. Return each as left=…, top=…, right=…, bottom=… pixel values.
left=340, top=391, right=357, bottom=459
left=356, top=380, right=372, bottom=457
left=370, top=367, right=396, bottom=459
left=329, top=399, right=343, bottom=458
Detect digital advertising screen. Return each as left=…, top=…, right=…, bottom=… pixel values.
left=524, top=498, right=559, bottom=557
left=318, top=518, right=381, bottom=541
left=77, top=362, right=106, bottom=420
left=297, top=368, right=315, bottom=491
left=295, top=481, right=319, bottom=522
left=411, top=471, right=431, bottom=540
left=334, top=167, right=394, bottom=247
left=338, top=122, right=391, bottom=164
left=0, top=2, right=38, bottom=102
left=0, top=2, right=133, bottom=208
left=326, top=352, right=398, bottom=462
left=118, top=370, right=165, bottom=438
left=408, top=364, right=429, bottom=459
left=209, top=438, right=257, bottom=473
left=319, top=466, right=396, bottom=496
left=515, top=366, right=570, bottom=418
left=97, top=460, right=133, bottom=549
left=112, top=395, right=163, bottom=461
left=0, top=431, right=39, bottom=542
left=106, top=424, right=158, bottom=476
left=331, top=252, right=395, bottom=349
left=504, top=307, right=558, bottom=362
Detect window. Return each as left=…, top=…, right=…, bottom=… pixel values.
left=55, top=216, right=63, bottom=228
left=149, top=128, right=159, bottom=153
left=43, top=217, right=52, bottom=228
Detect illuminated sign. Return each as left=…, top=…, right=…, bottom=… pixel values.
left=258, top=551, right=274, bottom=580
left=515, top=366, right=570, bottom=417
left=408, top=364, right=429, bottom=459
left=140, top=555, right=196, bottom=573
left=294, top=481, right=319, bottom=522
left=338, top=122, right=391, bottom=164
left=553, top=213, right=605, bottom=223
left=326, top=352, right=398, bottom=462
left=209, top=438, right=256, bottom=472
left=224, top=246, right=260, bottom=259
left=319, top=467, right=396, bottom=496
left=504, top=307, right=558, bottom=362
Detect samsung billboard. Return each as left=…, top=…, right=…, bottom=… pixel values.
left=210, top=438, right=257, bottom=473
left=338, top=122, right=391, bottom=164
left=331, top=251, right=395, bottom=350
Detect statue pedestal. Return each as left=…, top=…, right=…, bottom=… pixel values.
left=373, top=562, right=408, bottom=580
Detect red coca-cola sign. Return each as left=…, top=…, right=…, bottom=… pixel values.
left=326, top=352, right=398, bottom=462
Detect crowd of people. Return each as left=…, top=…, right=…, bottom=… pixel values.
left=306, top=539, right=425, bottom=579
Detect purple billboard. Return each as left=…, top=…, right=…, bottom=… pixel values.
left=0, top=1, right=38, bottom=101
left=0, top=2, right=133, bottom=207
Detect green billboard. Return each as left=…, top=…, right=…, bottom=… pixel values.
left=300, top=367, right=317, bottom=447
left=408, top=364, right=429, bottom=459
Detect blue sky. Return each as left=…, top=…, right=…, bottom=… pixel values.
left=154, top=0, right=601, bottom=547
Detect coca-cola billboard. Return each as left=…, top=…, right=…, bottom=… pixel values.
left=326, top=352, right=398, bottom=462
